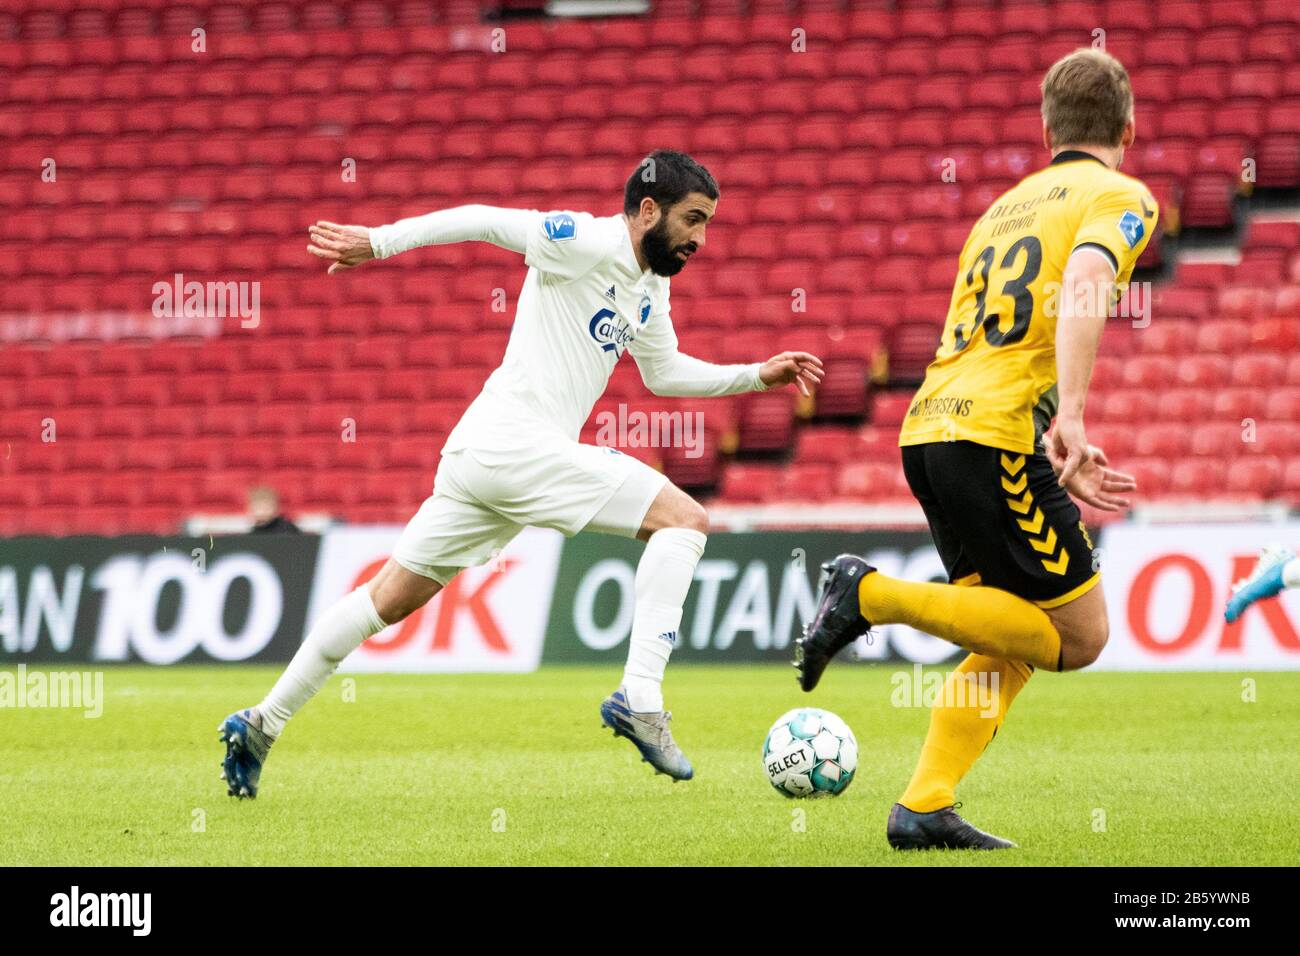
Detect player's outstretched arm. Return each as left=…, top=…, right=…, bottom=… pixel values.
left=306, top=205, right=540, bottom=274
left=631, top=327, right=823, bottom=398
left=646, top=349, right=822, bottom=397
left=633, top=348, right=767, bottom=398
left=1051, top=248, right=1114, bottom=486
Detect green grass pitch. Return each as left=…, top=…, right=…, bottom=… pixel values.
left=2, top=664, right=1296, bottom=866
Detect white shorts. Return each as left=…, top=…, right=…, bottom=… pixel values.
left=393, top=440, right=668, bottom=585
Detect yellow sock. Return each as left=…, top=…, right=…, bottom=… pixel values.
left=899, top=654, right=1033, bottom=812
left=859, top=573, right=1062, bottom=671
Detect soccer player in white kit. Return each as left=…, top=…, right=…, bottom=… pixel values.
left=219, top=150, right=823, bottom=797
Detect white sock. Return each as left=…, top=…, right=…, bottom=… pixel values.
left=622, top=527, right=707, bottom=713
left=257, top=586, right=388, bottom=738
left=1283, top=558, right=1300, bottom=589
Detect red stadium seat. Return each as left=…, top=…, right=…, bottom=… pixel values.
left=718, top=462, right=783, bottom=503
left=1219, top=286, right=1274, bottom=319
left=735, top=392, right=797, bottom=454
left=812, top=358, right=870, bottom=419
left=1153, top=287, right=1212, bottom=320
left=836, top=461, right=908, bottom=501
left=1170, top=458, right=1227, bottom=495
left=870, top=392, right=914, bottom=429
left=1246, top=220, right=1300, bottom=252
left=1195, top=319, right=1246, bottom=354
left=1256, top=134, right=1300, bottom=188
left=1226, top=457, right=1283, bottom=499
left=1211, top=387, right=1262, bottom=422
left=887, top=322, right=941, bottom=384
left=1122, top=355, right=1177, bottom=389
left=1283, top=457, right=1300, bottom=505
left=1279, top=286, right=1300, bottom=319
left=1098, top=390, right=1156, bottom=424
left=1251, top=421, right=1300, bottom=457
left=1133, top=424, right=1190, bottom=458
left=1249, top=318, right=1299, bottom=352
left=774, top=463, right=837, bottom=502
left=1275, top=388, right=1300, bottom=421
left=1176, top=355, right=1232, bottom=388
left=1138, top=317, right=1196, bottom=354
left=1163, top=388, right=1213, bottom=422
left=1231, top=353, right=1288, bottom=387
left=1190, top=423, right=1246, bottom=457
left=662, top=437, right=722, bottom=491
left=1, top=7, right=1298, bottom=532
left=1180, top=174, right=1238, bottom=228
left=1086, top=424, right=1134, bottom=460
left=1089, top=356, right=1124, bottom=389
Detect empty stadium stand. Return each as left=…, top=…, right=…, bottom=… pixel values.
left=1, top=0, right=1297, bottom=533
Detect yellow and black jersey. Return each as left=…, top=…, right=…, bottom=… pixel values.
left=898, top=150, right=1158, bottom=455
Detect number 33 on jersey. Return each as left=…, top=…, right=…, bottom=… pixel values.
left=899, top=151, right=1157, bottom=455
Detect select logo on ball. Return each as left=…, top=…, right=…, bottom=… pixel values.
left=762, top=707, right=858, bottom=799
left=766, top=750, right=807, bottom=776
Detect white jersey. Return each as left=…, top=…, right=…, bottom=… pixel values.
left=447, top=211, right=670, bottom=454
left=369, top=207, right=764, bottom=460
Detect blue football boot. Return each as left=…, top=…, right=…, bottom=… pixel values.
left=1225, top=545, right=1294, bottom=623
left=218, top=707, right=274, bottom=799
left=600, top=687, right=694, bottom=781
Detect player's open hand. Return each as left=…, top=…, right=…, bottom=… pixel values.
left=1046, top=438, right=1137, bottom=513
left=759, top=351, right=824, bottom=397
left=307, top=221, right=375, bottom=274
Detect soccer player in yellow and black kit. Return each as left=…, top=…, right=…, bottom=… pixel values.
left=795, top=49, right=1156, bottom=850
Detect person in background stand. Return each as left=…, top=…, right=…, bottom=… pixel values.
left=248, top=486, right=300, bottom=534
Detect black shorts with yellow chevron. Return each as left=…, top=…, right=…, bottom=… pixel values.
left=900, top=440, right=1100, bottom=609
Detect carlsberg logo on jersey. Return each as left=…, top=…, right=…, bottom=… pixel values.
left=588, top=307, right=635, bottom=356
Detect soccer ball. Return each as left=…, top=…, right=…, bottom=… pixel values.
left=762, top=707, right=858, bottom=798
